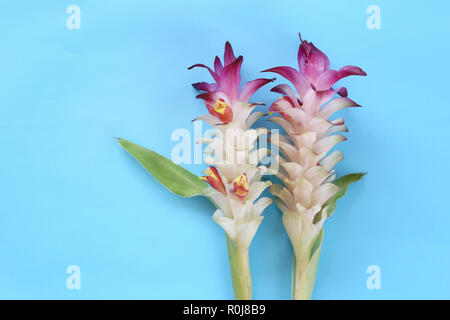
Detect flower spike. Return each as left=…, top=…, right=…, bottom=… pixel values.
left=265, top=35, right=366, bottom=300
left=190, top=42, right=274, bottom=299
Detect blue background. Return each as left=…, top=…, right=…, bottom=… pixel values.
left=1, top=0, right=449, bottom=299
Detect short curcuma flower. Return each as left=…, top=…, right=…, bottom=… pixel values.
left=264, top=34, right=366, bottom=299
left=189, top=42, right=274, bottom=299
left=118, top=41, right=274, bottom=300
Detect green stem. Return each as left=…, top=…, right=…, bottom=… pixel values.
left=292, top=254, right=316, bottom=300
left=292, top=229, right=324, bottom=300
left=226, top=236, right=252, bottom=300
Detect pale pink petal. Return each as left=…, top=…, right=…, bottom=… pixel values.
left=319, top=150, right=344, bottom=171
left=192, top=114, right=221, bottom=126
left=313, top=135, right=347, bottom=154
left=293, top=178, right=313, bottom=207
left=305, top=166, right=332, bottom=187
left=271, top=84, right=302, bottom=107
left=319, top=97, right=360, bottom=119
left=281, top=162, right=303, bottom=180
left=330, top=118, right=344, bottom=125
left=204, top=188, right=231, bottom=214
left=308, top=117, right=333, bottom=137
left=322, top=173, right=337, bottom=184
left=298, top=146, right=319, bottom=168
left=269, top=133, right=291, bottom=147
left=213, top=210, right=236, bottom=239
left=246, top=111, right=267, bottom=128
left=278, top=141, right=299, bottom=162
left=312, top=183, right=339, bottom=207
left=325, top=124, right=348, bottom=136
left=268, top=116, right=295, bottom=134
left=292, top=132, right=317, bottom=149
left=270, top=184, right=296, bottom=211
left=301, top=87, right=335, bottom=116
left=269, top=97, right=295, bottom=114
left=282, top=108, right=308, bottom=126
left=246, top=181, right=271, bottom=202
left=251, top=197, right=273, bottom=220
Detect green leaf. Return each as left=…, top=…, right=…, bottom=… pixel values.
left=117, top=138, right=208, bottom=197
left=323, top=172, right=366, bottom=218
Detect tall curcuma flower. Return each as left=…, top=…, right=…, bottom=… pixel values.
left=264, top=35, right=366, bottom=299
left=189, top=42, right=274, bottom=299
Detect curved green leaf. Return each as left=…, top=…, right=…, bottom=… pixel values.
left=323, top=172, right=366, bottom=218
left=117, top=138, right=207, bottom=197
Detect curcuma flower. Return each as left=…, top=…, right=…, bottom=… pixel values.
left=190, top=42, right=274, bottom=299
left=117, top=42, right=274, bottom=300
left=264, top=34, right=366, bottom=299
